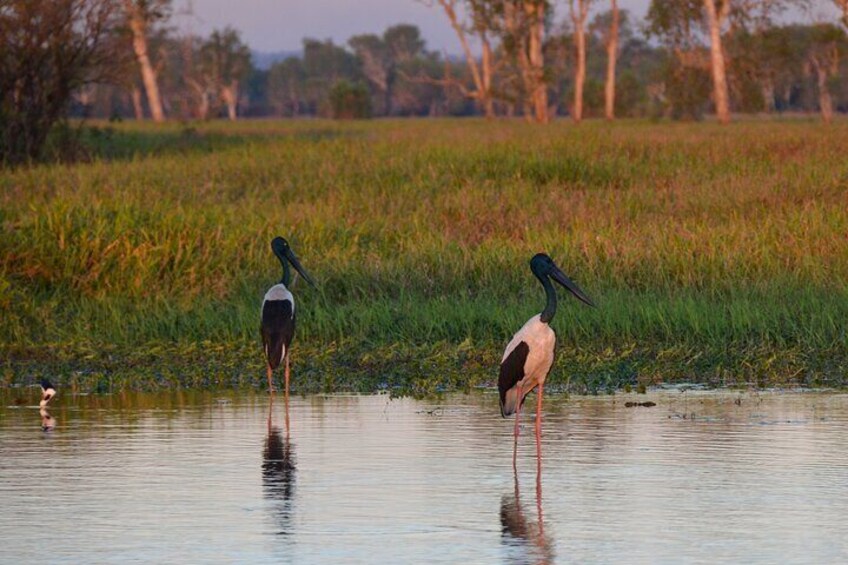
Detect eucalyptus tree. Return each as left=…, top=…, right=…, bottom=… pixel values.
left=569, top=0, right=596, bottom=122
left=604, top=0, right=620, bottom=120
left=503, top=0, right=550, bottom=122
left=122, top=0, right=171, bottom=121
left=421, top=1, right=498, bottom=118
left=803, top=24, right=845, bottom=123
left=301, top=39, right=362, bottom=117
left=198, top=27, right=251, bottom=120
left=268, top=58, right=306, bottom=117
left=835, top=0, right=847, bottom=27
left=349, top=24, right=427, bottom=115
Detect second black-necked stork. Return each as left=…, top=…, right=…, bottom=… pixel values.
left=40, top=379, right=56, bottom=408
left=261, top=237, right=316, bottom=395
left=499, top=253, right=594, bottom=465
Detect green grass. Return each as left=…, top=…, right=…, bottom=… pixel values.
left=2, top=118, right=847, bottom=393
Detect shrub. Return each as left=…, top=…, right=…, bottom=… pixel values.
left=328, top=81, right=372, bottom=120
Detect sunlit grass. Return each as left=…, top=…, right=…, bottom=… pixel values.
left=2, top=118, right=847, bottom=391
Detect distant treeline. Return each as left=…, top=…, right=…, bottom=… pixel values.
left=68, top=2, right=848, bottom=124
left=2, top=1, right=847, bottom=164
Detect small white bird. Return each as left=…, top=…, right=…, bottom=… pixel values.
left=498, top=253, right=594, bottom=466
left=260, top=237, right=316, bottom=396
left=39, top=379, right=56, bottom=408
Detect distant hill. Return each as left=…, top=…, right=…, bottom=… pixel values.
left=251, top=50, right=301, bottom=70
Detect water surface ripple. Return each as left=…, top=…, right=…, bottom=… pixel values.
left=1, top=390, right=847, bottom=564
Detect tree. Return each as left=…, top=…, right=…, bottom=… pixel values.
left=268, top=58, right=305, bottom=117
left=804, top=24, right=844, bottom=124
left=300, top=39, right=362, bottom=116
left=648, top=0, right=804, bottom=123
left=328, top=81, right=372, bottom=119
left=383, top=23, right=427, bottom=63
left=570, top=0, right=595, bottom=122
left=349, top=33, right=391, bottom=114
left=604, top=1, right=619, bottom=120
left=591, top=7, right=645, bottom=118
left=836, top=1, right=848, bottom=28
left=525, top=0, right=549, bottom=122
left=123, top=0, right=170, bottom=122
left=703, top=0, right=731, bottom=123
left=198, top=27, right=251, bottom=120
left=349, top=24, right=427, bottom=115
left=1, top=0, right=124, bottom=164
left=502, top=0, right=550, bottom=123
left=427, top=0, right=498, bottom=118
left=646, top=1, right=710, bottom=119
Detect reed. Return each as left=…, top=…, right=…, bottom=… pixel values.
left=2, top=118, right=847, bottom=392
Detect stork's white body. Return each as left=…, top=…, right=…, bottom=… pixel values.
left=502, top=315, right=556, bottom=387
left=263, top=284, right=294, bottom=310
left=501, top=314, right=556, bottom=412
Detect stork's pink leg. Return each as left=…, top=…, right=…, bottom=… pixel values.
left=535, top=383, right=544, bottom=471
left=267, top=364, right=275, bottom=394
left=513, top=391, right=522, bottom=469
left=284, top=355, right=291, bottom=399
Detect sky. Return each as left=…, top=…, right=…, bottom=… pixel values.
left=176, top=0, right=647, bottom=53
left=177, top=0, right=840, bottom=55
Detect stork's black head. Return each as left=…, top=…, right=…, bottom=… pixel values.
left=271, top=236, right=316, bottom=288
left=271, top=237, right=290, bottom=258
left=530, top=253, right=595, bottom=307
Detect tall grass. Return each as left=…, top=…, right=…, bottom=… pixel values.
left=2, top=119, right=847, bottom=391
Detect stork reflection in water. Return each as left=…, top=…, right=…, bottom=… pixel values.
left=263, top=394, right=296, bottom=535
left=40, top=406, right=56, bottom=432
left=500, top=465, right=554, bottom=564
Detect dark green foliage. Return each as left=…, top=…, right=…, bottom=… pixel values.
left=0, top=0, right=125, bottom=165
left=328, top=81, right=373, bottom=119
left=664, top=59, right=712, bottom=120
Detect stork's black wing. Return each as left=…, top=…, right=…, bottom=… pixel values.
left=498, top=341, right=529, bottom=416
left=261, top=299, right=295, bottom=369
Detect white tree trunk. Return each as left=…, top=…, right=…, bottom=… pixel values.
left=817, top=75, right=834, bottom=124
left=131, top=86, right=144, bottom=120
left=703, top=0, right=731, bottom=124
left=574, top=27, right=586, bottom=122
left=570, top=0, right=590, bottom=123
left=810, top=47, right=837, bottom=124
left=198, top=91, right=209, bottom=120
left=481, top=31, right=495, bottom=119
left=527, top=2, right=548, bottom=123
left=221, top=83, right=239, bottom=120
left=605, top=0, right=619, bottom=120
left=126, top=2, right=165, bottom=122
left=760, top=79, right=775, bottom=113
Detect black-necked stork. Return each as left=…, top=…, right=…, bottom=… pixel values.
left=39, top=379, right=56, bottom=408
left=498, top=253, right=594, bottom=465
left=261, top=237, right=316, bottom=395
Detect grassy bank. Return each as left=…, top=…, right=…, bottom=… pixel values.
left=2, top=118, right=847, bottom=393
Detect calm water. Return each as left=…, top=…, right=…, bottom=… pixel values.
left=1, top=388, right=847, bottom=564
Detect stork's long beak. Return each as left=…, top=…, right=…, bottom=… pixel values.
left=550, top=266, right=595, bottom=307
left=287, top=250, right=317, bottom=288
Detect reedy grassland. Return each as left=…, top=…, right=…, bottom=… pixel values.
left=1, top=119, right=847, bottom=394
